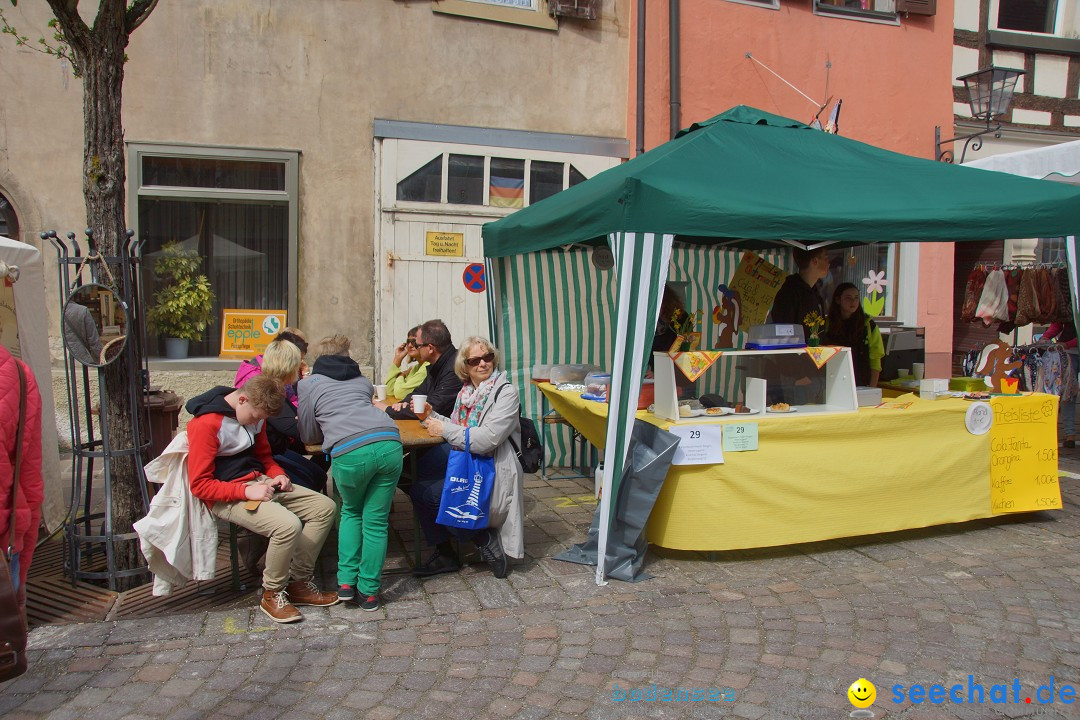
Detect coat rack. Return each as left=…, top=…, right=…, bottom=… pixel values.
left=47, top=229, right=152, bottom=590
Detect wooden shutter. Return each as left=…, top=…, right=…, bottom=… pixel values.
left=549, top=0, right=599, bottom=20
left=896, top=0, right=936, bottom=16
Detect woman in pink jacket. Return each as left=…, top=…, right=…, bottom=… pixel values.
left=0, top=344, right=44, bottom=613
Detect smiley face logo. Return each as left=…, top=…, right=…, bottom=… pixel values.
left=847, top=678, right=876, bottom=709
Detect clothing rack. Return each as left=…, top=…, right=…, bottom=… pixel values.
left=973, top=261, right=1066, bottom=271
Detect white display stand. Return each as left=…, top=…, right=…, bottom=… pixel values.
left=652, top=349, right=859, bottom=424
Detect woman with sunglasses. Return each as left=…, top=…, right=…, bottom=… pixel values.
left=415, top=336, right=524, bottom=578
left=384, top=325, right=429, bottom=400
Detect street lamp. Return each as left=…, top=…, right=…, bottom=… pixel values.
left=935, top=66, right=1026, bottom=163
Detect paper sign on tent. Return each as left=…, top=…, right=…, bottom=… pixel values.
left=726, top=251, right=785, bottom=331
left=989, top=396, right=1062, bottom=514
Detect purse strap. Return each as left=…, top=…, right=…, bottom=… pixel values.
left=492, top=384, right=522, bottom=458
left=7, top=360, right=27, bottom=560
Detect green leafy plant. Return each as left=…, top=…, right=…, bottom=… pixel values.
left=147, top=242, right=215, bottom=341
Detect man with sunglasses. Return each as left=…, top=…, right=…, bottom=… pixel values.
left=385, top=319, right=463, bottom=421
left=384, top=325, right=429, bottom=400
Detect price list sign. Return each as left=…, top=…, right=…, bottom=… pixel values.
left=988, top=396, right=1062, bottom=514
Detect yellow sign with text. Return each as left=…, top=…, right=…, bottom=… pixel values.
left=989, top=395, right=1062, bottom=514
left=425, top=231, right=465, bottom=257
left=727, top=251, right=786, bottom=331
left=219, top=309, right=287, bottom=358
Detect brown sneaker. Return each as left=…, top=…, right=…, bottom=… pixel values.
left=260, top=589, right=302, bottom=623
left=285, top=579, right=340, bottom=607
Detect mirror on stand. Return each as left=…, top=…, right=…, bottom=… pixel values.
left=63, top=283, right=128, bottom=367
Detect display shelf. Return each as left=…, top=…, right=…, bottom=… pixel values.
left=652, top=348, right=858, bottom=423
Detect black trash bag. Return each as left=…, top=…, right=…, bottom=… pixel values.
left=555, top=419, right=680, bottom=582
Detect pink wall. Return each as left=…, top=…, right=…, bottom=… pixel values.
left=629, top=0, right=957, bottom=377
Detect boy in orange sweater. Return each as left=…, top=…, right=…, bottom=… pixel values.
left=185, top=375, right=338, bottom=622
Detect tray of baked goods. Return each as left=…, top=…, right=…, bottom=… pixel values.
left=649, top=399, right=760, bottom=420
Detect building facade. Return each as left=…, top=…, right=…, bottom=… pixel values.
left=0, top=0, right=630, bottom=375
left=950, top=0, right=1080, bottom=361
left=632, top=0, right=957, bottom=374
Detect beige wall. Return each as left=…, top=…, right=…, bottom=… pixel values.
left=0, top=0, right=629, bottom=367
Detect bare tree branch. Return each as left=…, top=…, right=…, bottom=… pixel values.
left=125, top=0, right=158, bottom=33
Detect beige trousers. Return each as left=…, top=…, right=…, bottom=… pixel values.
left=212, top=483, right=337, bottom=592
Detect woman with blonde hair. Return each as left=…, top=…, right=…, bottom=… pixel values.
left=258, top=339, right=327, bottom=493
left=234, top=327, right=309, bottom=407
left=413, top=336, right=524, bottom=579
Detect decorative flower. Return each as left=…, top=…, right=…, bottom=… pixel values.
left=803, top=310, right=825, bottom=336
left=669, top=308, right=703, bottom=336
left=861, top=270, right=888, bottom=296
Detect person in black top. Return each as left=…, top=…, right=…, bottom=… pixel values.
left=767, top=247, right=830, bottom=404
left=770, top=247, right=829, bottom=334
left=385, top=319, right=463, bottom=420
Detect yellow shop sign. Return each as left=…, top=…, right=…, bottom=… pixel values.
left=220, top=309, right=287, bottom=358
left=425, top=231, right=465, bottom=257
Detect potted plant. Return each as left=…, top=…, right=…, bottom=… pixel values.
left=147, top=241, right=215, bottom=359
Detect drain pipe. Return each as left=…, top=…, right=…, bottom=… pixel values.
left=669, top=0, right=680, bottom=140
left=636, top=0, right=646, bottom=156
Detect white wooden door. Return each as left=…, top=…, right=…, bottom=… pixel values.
left=374, top=135, right=620, bottom=378
left=377, top=209, right=490, bottom=375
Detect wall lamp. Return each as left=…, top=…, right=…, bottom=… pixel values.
left=935, top=66, right=1025, bottom=163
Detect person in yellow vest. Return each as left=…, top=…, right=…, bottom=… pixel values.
left=384, top=325, right=429, bottom=400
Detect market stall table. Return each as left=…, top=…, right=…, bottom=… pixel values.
left=537, top=383, right=1063, bottom=552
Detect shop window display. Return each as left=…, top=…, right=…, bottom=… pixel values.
left=132, top=146, right=297, bottom=359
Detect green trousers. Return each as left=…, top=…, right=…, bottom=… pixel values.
left=332, top=440, right=403, bottom=596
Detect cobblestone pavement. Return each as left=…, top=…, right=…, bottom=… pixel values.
left=4, top=458, right=1080, bottom=720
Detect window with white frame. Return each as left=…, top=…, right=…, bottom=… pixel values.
left=432, top=0, right=557, bottom=30
left=724, top=0, right=779, bottom=8
left=821, top=244, right=899, bottom=320
left=396, top=153, right=586, bottom=208
left=992, top=0, right=1080, bottom=37
left=130, top=145, right=298, bottom=358
left=815, top=0, right=897, bottom=20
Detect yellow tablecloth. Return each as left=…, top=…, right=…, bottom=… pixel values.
left=536, top=383, right=1061, bottom=552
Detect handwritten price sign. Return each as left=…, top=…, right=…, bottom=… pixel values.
left=726, top=251, right=785, bottom=331
left=988, top=396, right=1061, bottom=514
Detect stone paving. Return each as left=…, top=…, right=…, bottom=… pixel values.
left=4, top=459, right=1080, bottom=719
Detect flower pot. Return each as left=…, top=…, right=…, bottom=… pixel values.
left=808, top=334, right=821, bottom=348
left=164, top=338, right=190, bottom=360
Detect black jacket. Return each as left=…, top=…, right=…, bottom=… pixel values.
left=770, top=273, right=825, bottom=338
left=387, top=346, right=463, bottom=420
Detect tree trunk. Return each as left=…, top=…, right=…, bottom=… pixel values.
left=78, top=2, right=146, bottom=589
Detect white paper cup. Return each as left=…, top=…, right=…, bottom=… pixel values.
left=375, top=384, right=387, bottom=401
left=912, top=363, right=925, bottom=381
left=411, top=394, right=428, bottom=414
left=897, top=368, right=910, bottom=378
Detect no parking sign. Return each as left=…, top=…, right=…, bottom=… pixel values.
left=463, top=263, right=486, bottom=293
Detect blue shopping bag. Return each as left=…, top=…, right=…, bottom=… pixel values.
left=436, top=428, right=494, bottom=530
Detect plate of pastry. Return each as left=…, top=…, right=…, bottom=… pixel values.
left=767, top=402, right=797, bottom=413
left=704, top=407, right=730, bottom=416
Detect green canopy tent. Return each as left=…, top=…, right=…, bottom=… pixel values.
left=483, top=106, right=1080, bottom=585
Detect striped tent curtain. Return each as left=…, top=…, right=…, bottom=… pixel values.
left=490, top=244, right=790, bottom=467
